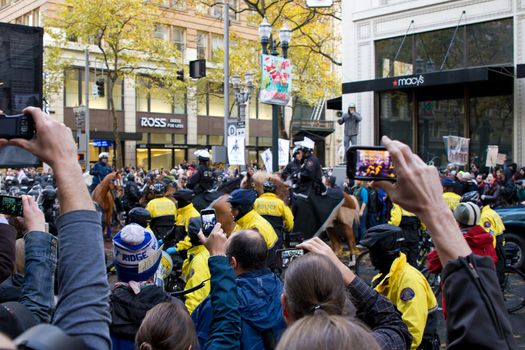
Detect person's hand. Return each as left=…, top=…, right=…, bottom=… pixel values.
left=297, top=237, right=355, bottom=286
left=373, top=136, right=446, bottom=221
left=5, top=107, right=78, bottom=170
left=481, top=194, right=486, bottom=200
left=337, top=118, right=343, bottom=125
left=198, top=223, right=227, bottom=257
left=21, top=195, right=45, bottom=233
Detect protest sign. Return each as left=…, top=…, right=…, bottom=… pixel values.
left=260, top=148, right=273, bottom=172
left=278, top=139, right=290, bottom=166
left=227, top=136, right=245, bottom=165
left=486, top=145, right=499, bottom=167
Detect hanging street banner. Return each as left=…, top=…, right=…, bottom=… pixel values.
left=261, top=148, right=273, bottom=172
left=227, top=136, right=245, bottom=165
left=259, top=54, right=292, bottom=106
left=444, top=135, right=469, bottom=165
left=278, top=138, right=290, bottom=166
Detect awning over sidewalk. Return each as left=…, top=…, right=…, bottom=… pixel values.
left=326, top=96, right=342, bottom=110
left=343, top=66, right=514, bottom=94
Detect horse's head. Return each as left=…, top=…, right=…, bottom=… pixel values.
left=247, top=170, right=290, bottom=203
left=210, top=194, right=236, bottom=235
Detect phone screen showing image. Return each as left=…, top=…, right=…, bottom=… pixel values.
left=201, top=211, right=217, bottom=237
left=348, top=147, right=396, bottom=181
left=277, top=249, right=304, bottom=269
left=0, top=196, right=23, bottom=216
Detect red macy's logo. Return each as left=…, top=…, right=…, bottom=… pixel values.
left=393, top=75, right=424, bottom=88
left=393, top=80, right=398, bottom=87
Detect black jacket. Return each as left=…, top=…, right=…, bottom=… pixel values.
left=123, top=181, right=140, bottom=209
left=281, top=159, right=301, bottom=182
left=297, top=155, right=324, bottom=194
left=187, top=164, right=215, bottom=193
left=443, top=254, right=516, bottom=349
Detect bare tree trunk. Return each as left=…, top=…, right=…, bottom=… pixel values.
left=109, top=78, right=123, bottom=169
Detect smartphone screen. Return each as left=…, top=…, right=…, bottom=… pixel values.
left=347, top=146, right=396, bottom=181
left=276, top=248, right=304, bottom=269
left=201, top=209, right=217, bottom=237
left=0, top=195, right=23, bottom=216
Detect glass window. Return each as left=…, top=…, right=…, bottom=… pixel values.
left=150, top=86, right=172, bottom=113
left=229, top=0, right=238, bottom=21
left=248, top=149, right=257, bottom=165
left=65, top=69, right=80, bottom=107
left=136, top=149, right=149, bottom=169
left=151, top=133, right=172, bottom=143
left=248, top=136, right=257, bottom=146
left=416, top=27, right=464, bottom=72
left=197, top=31, right=208, bottom=60
left=211, top=34, right=223, bottom=60
left=174, top=93, right=185, bottom=114
left=136, top=80, right=149, bottom=112
left=172, top=0, right=186, bottom=11
left=209, top=135, right=223, bottom=145
left=197, top=91, right=207, bottom=115
left=138, top=133, right=148, bottom=144
left=209, top=94, right=224, bottom=116
left=111, top=79, right=123, bottom=111
left=470, top=95, right=513, bottom=166
left=173, top=27, right=185, bottom=53
left=375, top=35, right=413, bottom=78
left=259, top=137, right=272, bottom=147
left=379, top=91, right=413, bottom=148
left=418, top=99, right=464, bottom=167
left=83, top=75, right=107, bottom=109
left=467, top=19, right=513, bottom=67
left=197, top=134, right=207, bottom=144
left=258, top=101, right=272, bottom=120
left=151, top=149, right=172, bottom=169
left=174, top=149, right=185, bottom=165
left=154, top=25, right=169, bottom=41
left=174, top=134, right=186, bottom=144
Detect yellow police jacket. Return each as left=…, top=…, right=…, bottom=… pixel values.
left=374, top=253, right=438, bottom=350
left=233, top=209, right=278, bottom=249
left=480, top=205, right=506, bottom=247
left=175, top=204, right=201, bottom=251
left=442, top=192, right=461, bottom=211
left=146, top=197, right=177, bottom=220
left=254, top=192, right=294, bottom=232
left=181, top=244, right=210, bottom=314
left=388, top=203, right=416, bottom=226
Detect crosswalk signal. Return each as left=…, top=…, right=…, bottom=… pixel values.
left=176, top=69, right=184, bottom=82
left=95, top=78, right=105, bottom=97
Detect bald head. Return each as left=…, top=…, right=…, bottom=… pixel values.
left=226, top=229, right=268, bottom=272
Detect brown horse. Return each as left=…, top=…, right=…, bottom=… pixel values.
left=243, top=171, right=360, bottom=258
left=92, top=172, right=123, bottom=237
left=209, top=194, right=237, bottom=236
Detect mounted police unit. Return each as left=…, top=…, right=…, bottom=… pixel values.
left=187, top=150, right=215, bottom=195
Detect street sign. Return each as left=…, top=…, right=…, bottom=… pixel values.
left=306, top=0, right=333, bottom=8
left=227, top=119, right=245, bottom=136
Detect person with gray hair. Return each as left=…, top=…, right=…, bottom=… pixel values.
left=338, top=102, right=362, bottom=152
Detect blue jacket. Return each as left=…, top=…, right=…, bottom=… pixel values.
left=192, top=268, right=285, bottom=350
left=90, top=161, right=112, bottom=186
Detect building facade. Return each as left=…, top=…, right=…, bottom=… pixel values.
left=342, top=0, right=525, bottom=168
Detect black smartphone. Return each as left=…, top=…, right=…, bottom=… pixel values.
left=276, top=248, right=304, bottom=269
left=200, top=208, right=217, bottom=237
left=0, top=195, right=23, bottom=217
left=346, top=146, right=396, bottom=181
left=0, top=114, right=35, bottom=140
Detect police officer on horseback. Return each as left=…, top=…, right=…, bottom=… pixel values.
left=294, top=137, right=325, bottom=196
left=187, top=150, right=215, bottom=194
left=281, top=146, right=302, bottom=186
left=90, top=152, right=112, bottom=192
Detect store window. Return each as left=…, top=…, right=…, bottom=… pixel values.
left=136, top=149, right=149, bottom=169
left=65, top=70, right=80, bottom=107
left=259, top=137, right=272, bottom=147
left=470, top=95, right=513, bottom=166
left=211, top=34, right=223, bottom=60
left=418, top=99, right=464, bottom=167
left=379, top=91, right=413, bottom=147
left=375, top=35, right=413, bottom=78
left=197, top=31, right=208, bottom=60
left=197, top=134, right=207, bottom=145
left=136, top=82, right=149, bottom=112
left=151, top=149, right=172, bottom=169
left=150, top=86, right=172, bottom=113
left=151, top=133, right=172, bottom=143
left=174, top=134, right=186, bottom=144
left=416, top=27, right=464, bottom=72
left=468, top=19, right=513, bottom=67
left=209, top=135, right=223, bottom=145
left=248, top=137, right=257, bottom=146
left=174, top=149, right=186, bottom=165
left=65, top=68, right=123, bottom=110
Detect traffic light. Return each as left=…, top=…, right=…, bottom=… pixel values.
left=95, top=78, right=105, bottom=97
left=176, top=69, right=184, bottom=82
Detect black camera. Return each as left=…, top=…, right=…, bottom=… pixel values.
left=0, top=114, right=35, bottom=140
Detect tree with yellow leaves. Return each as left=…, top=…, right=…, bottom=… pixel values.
left=46, top=0, right=183, bottom=168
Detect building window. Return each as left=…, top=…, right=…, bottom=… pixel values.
left=375, top=36, right=413, bottom=78
left=64, top=68, right=123, bottom=110
left=211, top=34, right=223, bottom=60
left=211, top=1, right=237, bottom=21
left=173, top=27, right=185, bottom=53
left=150, top=85, right=172, bottom=113
left=65, top=70, right=80, bottom=107
left=154, top=25, right=169, bottom=41
left=197, top=134, right=207, bottom=145
left=209, top=94, right=224, bottom=116
left=136, top=81, right=149, bottom=112
left=0, top=0, right=10, bottom=9
left=151, top=149, right=172, bottom=169
left=151, top=133, right=173, bottom=143
left=209, top=135, right=223, bottom=145
left=172, top=0, right=186, bottom=11
left=174, top=134, right=186, bottom=144
left=467, top=19, right=513, bottom=67
left=197, top=31, right=208, bottom=59
left=379, top=91, right=413, bottom=149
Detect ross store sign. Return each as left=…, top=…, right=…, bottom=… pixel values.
left=140, top=117, right=184, bottom=129
left=392, top=75, right=425, bottom=88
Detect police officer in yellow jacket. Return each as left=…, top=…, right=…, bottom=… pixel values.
left=442, top=178, right=461, bottom=211
left=254, top=180, right=294, bottom=250
left=388, top=203, right=422, bottom=267
left=227, top=189, right=278, bottom=268
left=181, top=217, right=211, bottom=314
left=172, top=189, right=200, bottom=252
left=361, top=224, right=438, bottom=350
left=145, top=182, right=177, bottom=240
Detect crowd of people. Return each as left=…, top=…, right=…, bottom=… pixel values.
left=0, top=107, right=519, bottom=350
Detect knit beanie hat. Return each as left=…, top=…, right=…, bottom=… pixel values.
left=454, top=202, right=481, bottom=227
left=112, top=224, right=161, bottom=282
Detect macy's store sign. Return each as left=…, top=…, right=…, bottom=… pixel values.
left=392, top=75, right=425, bottom=88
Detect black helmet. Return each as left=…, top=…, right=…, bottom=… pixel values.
left=263, top=180, right=276, bottom=193
left=360, top=224, right=404, bottom=254
left=461, top=191, right=483, bottom=207
left=42, top=186, right=57, bottom=201
left=128, top=207, right=151, bottom=227
left=152, top=182, right=166, bottom=195
left=127, top=173, right=135, bottom=182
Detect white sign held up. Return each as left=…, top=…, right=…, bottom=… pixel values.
left=227, top=136, right=245, bottom=165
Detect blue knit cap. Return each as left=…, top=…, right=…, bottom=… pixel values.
left=227, top=189, right=257, bottom=206
left=112, top=224, right=161, bottom=282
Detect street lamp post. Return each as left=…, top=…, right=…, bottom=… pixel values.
left=258, top=19, right=291, bottom=172
left=231, top=73, right=253, bottom=122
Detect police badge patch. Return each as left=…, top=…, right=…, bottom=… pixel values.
left=484, top=221, right=491, bottom=229
left=307, top=160, right=313, bottom=167
left=400, top=288, right=415, bottom=301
